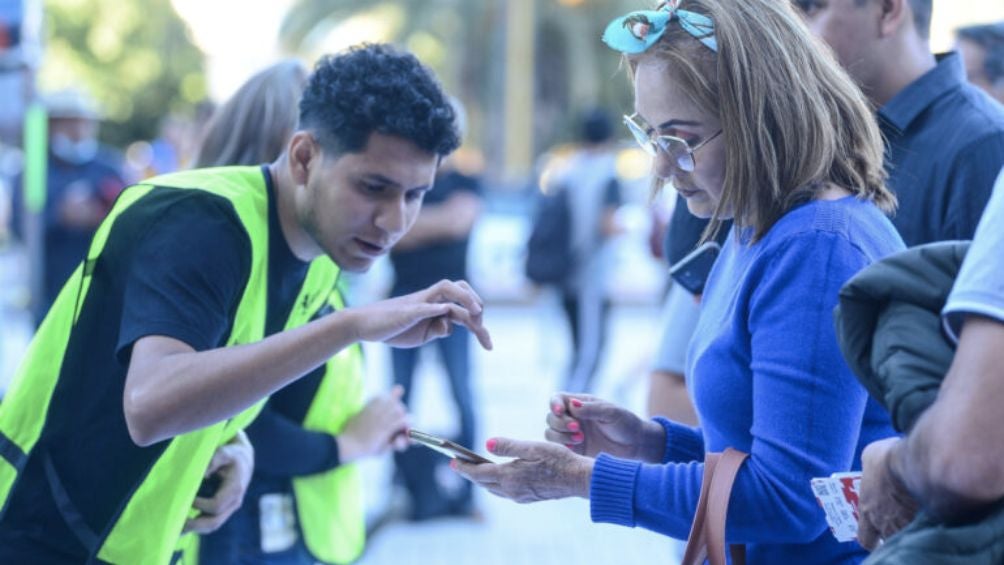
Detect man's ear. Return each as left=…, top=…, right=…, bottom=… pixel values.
left=878, top=0, right=910, bottom=38
left=287, top=131, right=318, bottom=185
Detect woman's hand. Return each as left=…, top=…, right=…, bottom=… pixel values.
left=545, top=393, right=665, bottom=463
left=452, top=437, right=594, bottom=503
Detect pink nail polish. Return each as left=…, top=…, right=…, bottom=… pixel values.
left=449, top=459, right=458, bottom=470
left=551, top=404, right=562, bottom=415
left=572, top=432, right=584, bottom=442
left=486, top=438, right=498, bottom=452
left=571, top=399, right=583, bottom=408
left=567, top=421, right=580, bottom=432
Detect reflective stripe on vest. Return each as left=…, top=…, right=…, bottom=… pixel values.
left=293, top=289, right=366, bottom=564
left=0, top=166, right=286, bottom=564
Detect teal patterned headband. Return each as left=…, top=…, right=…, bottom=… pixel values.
left=602, top=0, right=717, bottom=54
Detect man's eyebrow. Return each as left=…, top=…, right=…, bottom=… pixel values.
left=360, top=173, right=401, bottom=188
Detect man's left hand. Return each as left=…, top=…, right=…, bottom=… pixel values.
left=184, top=430, right=255, bottom=534
left=858, top=437, right=920, bottom=550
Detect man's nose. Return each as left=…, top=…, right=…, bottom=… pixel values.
left=374, top=197, right=407, bottom=235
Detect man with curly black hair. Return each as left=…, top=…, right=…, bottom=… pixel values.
left=0, top=44, right=492, bottom=564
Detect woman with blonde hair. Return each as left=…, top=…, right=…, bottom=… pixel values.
left=455, top=0, right=904, bottom=562
left=194, top=59, right=309, bottom=168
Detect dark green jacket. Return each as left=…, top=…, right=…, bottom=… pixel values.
left=836, top=241, right=1004, bottom=565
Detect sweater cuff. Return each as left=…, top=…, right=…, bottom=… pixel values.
left=654, top=417, right=705, bottom=463
left=590, top=453, right=641, bottom=526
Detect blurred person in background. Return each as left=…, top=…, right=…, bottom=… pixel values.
left=956, top=22, right=1004, bottom=105
left=0, top=44, right=490, bottom=564
left=557, top=108, right=623, bottom=394
left=794, top=0, right=1004, bottom=246
left=646, top=194, right=730, bottom=425
left=456, top=1, right=904, bottom=563
left=388, top=98, right=484, bottom=521
left=12, top=88, right=126, bottom=325
left=191, top=59, right=410, bottom=565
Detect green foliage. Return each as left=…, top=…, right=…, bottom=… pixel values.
left=39, top=0, right=206, bottom=148
left=278, top=0, right=640, bottom=173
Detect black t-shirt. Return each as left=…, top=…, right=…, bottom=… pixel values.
left=665, top=193, right=731, bottom=267
left=389, top=170, right=482, bottom=293
left=0, top=166, right=310, bottom=562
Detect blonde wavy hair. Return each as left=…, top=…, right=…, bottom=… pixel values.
left=627, top=0, right=896, bottom=242
left=195, top=59, right=309, bottom=167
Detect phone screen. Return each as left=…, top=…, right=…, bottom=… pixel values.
left=669, top=241, right=721, bottom=295
left=408, top=429, right=492, bottom=464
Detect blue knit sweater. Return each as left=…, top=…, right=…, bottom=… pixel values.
left=590, top=197, right=905, bottom=564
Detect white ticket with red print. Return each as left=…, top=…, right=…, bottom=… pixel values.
left=811, top=471, right=862, bottom=542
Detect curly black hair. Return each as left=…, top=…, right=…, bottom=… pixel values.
left=299, top=43, right=460, bottom=157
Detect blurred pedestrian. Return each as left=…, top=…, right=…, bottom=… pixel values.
left=456, top=2, right=904, bottom=563
left=646, top=194, right=730, bottom=424
left=12, top=88, right=126, bottom=325
left=388, top=98, right=484, bottom=520
left=956, top=22, right=1004, bottom=105
left=557, top=108, right=623, bottom=394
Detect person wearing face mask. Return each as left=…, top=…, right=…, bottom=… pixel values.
left=12, top=89, right=126, bottom=326
left=454, top=1, right=904, bottom=563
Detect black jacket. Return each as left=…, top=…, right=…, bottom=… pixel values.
left=835, top=241, right=1004, bottom=565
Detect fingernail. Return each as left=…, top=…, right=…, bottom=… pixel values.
left=571, top=399, right=583, bottom=408
left=486, top=438, right=498, bottom=452
left=551, top=404, right=562, bottom=415
left=565, top=443, right=575, bottom=449
left=567, top=421, right=580, bottom=432
left=449, top=459, right=458, bottom=470
left=572, top=432, right=584, bottom=442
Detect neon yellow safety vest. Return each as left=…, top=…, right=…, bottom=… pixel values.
left=177, top=288, right=365, bottom=565
left=0, top=166, right=338, bottom=565
left=292, top=288, right=365, bottom=564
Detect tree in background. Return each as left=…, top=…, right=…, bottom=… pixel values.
left=278, top=0, right=639, bottom=182
left=39, top=0, right=205, bottom=148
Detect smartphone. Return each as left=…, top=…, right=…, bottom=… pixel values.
left=669, top=241, right=721, bottom=295
left=408, top=429, right=492, bottom=464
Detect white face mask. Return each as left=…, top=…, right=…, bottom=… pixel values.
left=51, top=133, right=98, bottom=165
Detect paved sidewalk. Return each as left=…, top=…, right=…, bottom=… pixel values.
left=354, top=300, right=682, bottom=565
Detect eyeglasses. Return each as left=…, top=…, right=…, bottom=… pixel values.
left=624, top=113, right=722, bottom=173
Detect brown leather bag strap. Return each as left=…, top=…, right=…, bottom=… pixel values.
left=681, top=449, right=750, bottom=565
left=681, top=453, right=720, bottom=565
left=706, top=448, right=749, bottom=565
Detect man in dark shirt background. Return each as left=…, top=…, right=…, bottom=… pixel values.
left=388, top=106, right=484, bottom=520
left=796, top=0, right=1004, bottom=245
left=13, top=89, right=126, bottom=325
